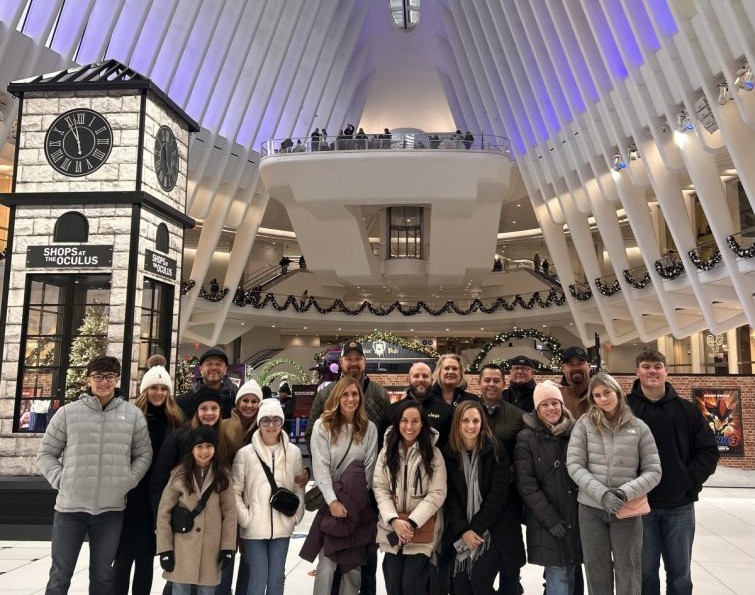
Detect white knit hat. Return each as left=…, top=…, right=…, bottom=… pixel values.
left=140, top=365, right=173, bottom=395
left=257, top=398, right=285, bottom=423
left=236, top=378, right=263, bottom=404
left=533, top=380, right=564, bottom=410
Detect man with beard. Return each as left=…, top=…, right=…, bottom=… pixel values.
left=627, top=349, right=718, bottom=595
left=377, top=362, right=453, bottom=449
left=304, top=340, right=389, bottom=595
left=558, top=346, right=591, bottom=419
left=502, top=355, right=537, bottom=412
left=176, top=347, right=238, bottom=419
left=478, top=363, right=526, bottom=595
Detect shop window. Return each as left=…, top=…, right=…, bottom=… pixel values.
left=138, top=277, right=173, bottom=377
left=16, top=274, right=111, bottom=432
left=387, top=206, right=423, bottom=259
left=156, top=223, right=169, bottom=254
left=53, top=211, right=88, bottom=242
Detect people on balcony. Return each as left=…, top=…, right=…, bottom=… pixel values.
left=464, top=131, right=474, bottom=150
left=311, top=128, right=321, bottom=151
left=292, top=140, right=305, bottom=153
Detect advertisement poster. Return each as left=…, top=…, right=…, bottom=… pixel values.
left=693, top=388, right=744, bottom=456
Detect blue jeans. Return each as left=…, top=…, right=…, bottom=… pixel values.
left=243, top=537, right=290, bottom=595
left=544, top=565, right=576, bottom=595
left=172, top=583, right=214, bottom=595
left=45, top=510, right=123, bottom=595
left=641, top=503, right=695, bottom=595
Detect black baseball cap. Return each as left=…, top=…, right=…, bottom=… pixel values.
left=341, top=340, right=365, bottom=357
left=562, top=346, right=589, bottom=362
left=509, top=355, right=534, bottom=368
left=199, top=347, right=229, bottom=365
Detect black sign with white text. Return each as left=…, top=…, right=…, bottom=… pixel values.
left=144, top=249, right=177, bottom=280
left=26, top=245, right=113, bottom=268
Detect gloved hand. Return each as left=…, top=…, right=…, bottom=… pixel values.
left=548, top=520, right=567, bottom=538
left=218, top=549, right=234, bottom=569
left=601, top=490, right=625, bottom=515
left=609, top=488, right=627, bottom=502
left=159, top=551, right=175, bottom=572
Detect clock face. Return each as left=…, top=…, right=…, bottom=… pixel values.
left=44, top=108, right=113, bottom=177
left=154, top=125, right=179, bottom=192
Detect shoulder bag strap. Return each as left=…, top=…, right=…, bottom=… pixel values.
left=335, top=432, right=354, bottom=470
left=255, top=450, right=280, bottom=491
left=190, top=484, right=214, bottom=518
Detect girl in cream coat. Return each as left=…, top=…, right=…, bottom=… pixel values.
left=232, top=399, right=305, bottom=595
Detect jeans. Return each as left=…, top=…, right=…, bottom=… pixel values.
left=578, top=503, right=642, bottom=595
left=641, top=503, right=695, bottom=595
left=544, top=565, right=576, bottom=595
left=382, top=552, right=431, bottom=595
left=243, top=538, right=290, bottom=595
left=45, top=510, right=124, bottom=595
left=172, top=583, right=214, bottom=595
left=316, top=550, right=361, bottom=595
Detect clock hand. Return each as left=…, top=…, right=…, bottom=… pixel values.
left=67, top=120, right=82, bottom=156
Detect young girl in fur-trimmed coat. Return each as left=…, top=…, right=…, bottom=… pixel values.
left=156, top=426, right=237, bottom=595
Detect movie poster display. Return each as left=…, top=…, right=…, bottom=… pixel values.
left=693, top=388, right=744, bottom=456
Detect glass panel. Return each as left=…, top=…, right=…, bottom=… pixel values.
left=25, top=338, right=61, bottom=367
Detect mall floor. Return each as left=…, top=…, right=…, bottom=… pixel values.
left=0, top=468, right=752, bottom=594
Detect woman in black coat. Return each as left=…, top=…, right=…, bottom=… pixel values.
left=514, top=380, right=581, bottom=595
left=444, top=401, right=523, bottom=595
left=113, top=365, right=183, bottom=595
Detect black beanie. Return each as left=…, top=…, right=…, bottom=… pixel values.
left=187, top=425, right=218, bottom=449
left=193, top=388, right=224, bottom=414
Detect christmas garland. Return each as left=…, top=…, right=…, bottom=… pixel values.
left=568, top=284, right=593, bottom=301
left=198, top=285, right=230, bottom=302
left=623, top=269, right=651, bottom=289
left=469, top=329, right=563, bottom=373
left=654, top=258, right=685, bottom=279
left=687, top=247, right=721, bottom=271
left=594, top=278, right=621, bottom=296
left=180, top=279, right=195, bottom=295
left=252, top=358, right=310, bottom=386
left=726, top=234, right=755, bottom=259
left=222, top=288, right=566, bottom=316
left=314, top=331, right=440, bottom=361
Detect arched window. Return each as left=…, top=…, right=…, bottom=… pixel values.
left=53, top=212, right=88, bottom=242
left=156, top=223, right=170, bottom=254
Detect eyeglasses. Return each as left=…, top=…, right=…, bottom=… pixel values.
left=89, top=374, right=119, bottom=383
left=259, top=417, right=283, bottom=427
left=511, top=366, right=532, bottom=372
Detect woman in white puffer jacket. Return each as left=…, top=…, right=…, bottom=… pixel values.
left=232, top=399, right=305, bottom=595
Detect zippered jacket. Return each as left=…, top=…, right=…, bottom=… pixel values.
left=373, top=428, right=447, bottom=557
left=37, top=392, right=152, bottom=514
left=232, top=429, right=305, bottom=539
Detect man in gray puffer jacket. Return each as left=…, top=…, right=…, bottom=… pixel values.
left=37, top=355, right=152, bottom=595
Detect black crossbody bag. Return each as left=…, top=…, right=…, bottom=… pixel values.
left=170, top=484, right=213, bottom=533
left=256, top=451, right=300, bottom=517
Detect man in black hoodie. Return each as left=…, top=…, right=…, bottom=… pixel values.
left=627, top=349, right=719, bottom=595
left=378, top=362, right=453, bottom=449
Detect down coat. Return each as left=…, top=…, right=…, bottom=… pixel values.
left=566, top=410, right=662, bottom=509
left=514, top=413, right=581, bottom=567
left=232, top=429, right=305, bottom=540
left=373, top=428, right=447, bottom=557
left=36, top=392, right=152, bottom=514
left=156, top=467, right=237, bottom=586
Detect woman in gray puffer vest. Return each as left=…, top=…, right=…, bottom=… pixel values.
left=515, top=380, right=581, bottom=595
left=566, top=373, right=661, bottom=595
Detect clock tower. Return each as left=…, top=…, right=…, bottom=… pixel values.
left=0, top=60, right=198, bottom=470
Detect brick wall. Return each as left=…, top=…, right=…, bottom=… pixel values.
left=370, top=372, right=755, bottom=471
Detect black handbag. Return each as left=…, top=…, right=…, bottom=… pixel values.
left=170, top=485, right=213, bottom=533
left=256, top=451, right=300, bottom=517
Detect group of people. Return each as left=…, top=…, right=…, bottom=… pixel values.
left=36, top=340, right=718, bottom=595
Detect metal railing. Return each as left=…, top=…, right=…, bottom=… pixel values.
left=260, top=131, right=513, bottom=159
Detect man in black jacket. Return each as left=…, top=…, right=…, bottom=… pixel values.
left=378, top=362, right=453, bottom=449
left=176, top=347, right=237, bottom=419
left=627, top=349, right=719, bottom=595
left=502, top=355, right=536, bottom=412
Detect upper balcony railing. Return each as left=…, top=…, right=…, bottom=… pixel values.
left=260, top=131, right=513, bottom=159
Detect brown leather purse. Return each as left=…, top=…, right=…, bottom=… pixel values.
left=397, top=512, right=436, bottom=544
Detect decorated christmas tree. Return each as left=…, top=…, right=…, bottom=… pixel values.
left=64, top=304, right=108, bottom=401
left=175, top=356, right=197, bottom=394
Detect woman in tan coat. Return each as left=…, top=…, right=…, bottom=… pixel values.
left=156, top=426, right=237, bottom=595
left=374, top=399, right=447, bottom=594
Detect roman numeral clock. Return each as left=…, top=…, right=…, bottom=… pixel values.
left=0, top=60, right=198, bottom=429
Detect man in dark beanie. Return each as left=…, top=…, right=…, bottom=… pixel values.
left=176, top=347, right=238, bottom=419
left=502, top=355, right=537, bottom=412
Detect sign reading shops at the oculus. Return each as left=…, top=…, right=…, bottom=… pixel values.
left=145, top=249, right=177, bottom=281
left=26, top=245, right=113, bottom=268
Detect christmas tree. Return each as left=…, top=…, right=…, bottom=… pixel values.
left=65, top=304, right=108, bottom=401
left=175, top=356, right=197, bottom=394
